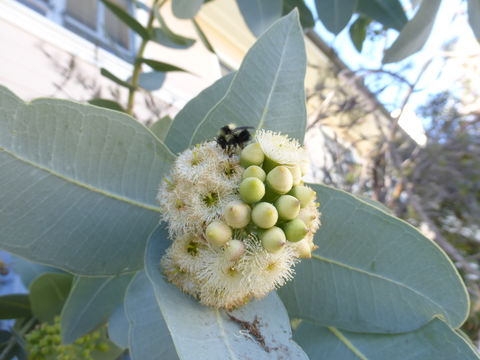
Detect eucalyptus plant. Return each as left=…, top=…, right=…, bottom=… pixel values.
left=0, top=11, right=479, bottom=360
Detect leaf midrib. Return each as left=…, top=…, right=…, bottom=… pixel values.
left=328, top=327, right=368, bottom=360
left=312, top=253, right=449, bottom=316
left=0, top=145, right=161, bottom=213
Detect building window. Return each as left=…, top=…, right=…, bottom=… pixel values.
left=16, top=0, right=136, bottom=61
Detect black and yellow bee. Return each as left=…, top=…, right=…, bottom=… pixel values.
left=216, top=124, right=253, bottom=152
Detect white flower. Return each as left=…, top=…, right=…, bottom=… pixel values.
left=256, top=129, right=309, bottom=173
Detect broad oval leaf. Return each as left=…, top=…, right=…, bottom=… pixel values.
left=0, top=294, right=31, bottom=319
left=125, top=271, right=178, bottom=360
left=294, top=318, right=480, bottom=360
left=357, top=0, right=407, bottom=32
left=171, top=0, right=204, bottom=19
left=166, top=73, right=234, bottom=153
left=101, top=0, right=150, bottom=40
left=10, top=255, right=62, bottom=288
left=61, top=274, right=134, bottom=344
left=152, top=5, right=195, bottom=49
left=189, top=10, right=307, bottom=147
left=143, top=225, right=308, bottom=360
left=0, top=86, right=175, bottom=275
left=108, top=303, right=130, bottom=350
left=29, top=273, right=73, bottom=323
left=236, top=0, right=283, bottom=37
left=278, top=183, right=469, bottom=333
left=468, top=0, right=480, bottom=41
left=383, top=0, right=442, bottom=63
left=150, top=116, right=172, bottom=142
left=315, top=0, right=357, bottom=34
left=137, top=71, right=166, bottom=91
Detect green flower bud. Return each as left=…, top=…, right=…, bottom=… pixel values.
left=224, top=240, right=245, bottom=261
left=251, top=202, right=278, bottom=229
left=275, top=195, right=301, bottom=220
left=287, top=164, right=302, bottom=186
left=261, top=227, right=286, bottom=253
left=239, top=177, right=265, bottom=204
left=242, top=165, right=266, bottom=181
left=289, top=185, right=316, bottom=207
left=206, top=221, right=232, bottom=246
left=96, top=343, right=110, bottom=352
left=224, top=200, right=251, bottom=228
left=283, top=218, right=308, bottom=242
left=266, top=166, right=293, bottom=194
left=240, top=143, right=264, bottom=168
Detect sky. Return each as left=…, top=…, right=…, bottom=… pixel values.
left=303, top=0, right=479, bottom=143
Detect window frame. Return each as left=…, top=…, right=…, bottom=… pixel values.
left=16, top=0, right=136, bottom=61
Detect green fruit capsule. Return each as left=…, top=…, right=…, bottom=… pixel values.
left=224, top=200, right=251, bottom=228
left=251, top=202, right=278, bottom=229
left=242, top=165, right=266, bottom=181
left=239, top=177, right=265, bottom=204
left=283, top=218, right=308, bottom=242
left=290, top=185, right=316, bottom=207
left=224, top=240, right=245, bottom=261
left=266, top=166, right=293, bottom=194
left=206, top=221, right=232, bottom=246
left=261, top=227, right=286, bottom=253
left=240, top=143, right=264, bottom=167
left=287, top=164, right=302, bottom=186
left=275, top=195, right=301, bottom=220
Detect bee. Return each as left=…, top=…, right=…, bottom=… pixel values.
left=216, top=124, right=254, bottom=154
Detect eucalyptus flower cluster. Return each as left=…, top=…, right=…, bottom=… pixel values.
left=158, top=129, right=320, bottom=309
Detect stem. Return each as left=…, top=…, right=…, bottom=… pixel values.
left=126, top=0, right=159, bottom=115
left=0, top=317, right=36, bottom=359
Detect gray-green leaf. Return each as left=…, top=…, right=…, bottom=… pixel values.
left=294, top=318, right=480, bottom=360
left=357, top=0, right=407, bottom=32
left=166, top=73, right=234, bottom=153
left=101, top=0, right=150, bottom=40
left=61, top=274, right=134, bottom=344
left=150, top=116, right=172, bottom=142
left=125, top=271, right=178, bottom=360
left=171, top=0, right=204, bottom=19
left=189, top=10, right=307, bottom=147
left=136, top=71, right=166, bottom=91
left=383, top=0, right=442, bottom=63
left=108, top=303, right=130, bottom=350
left=152, top=5, right=196, bottom=49
left=143, top=225, right=308, bottom=360
left=0, top=294, right=31, bottom=319
left=0, top=86, right=175, bottom=275
left=278, top=183, right=469, bottom=333
left=236, top=0, right=283, bottom=37
left=315, top=0, right=357, bottom=34
left=29, top=273, right=73, bottom=323
left=468, top=0, right=480, bottom=41
left=282, top=0, right=315, bottom=29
